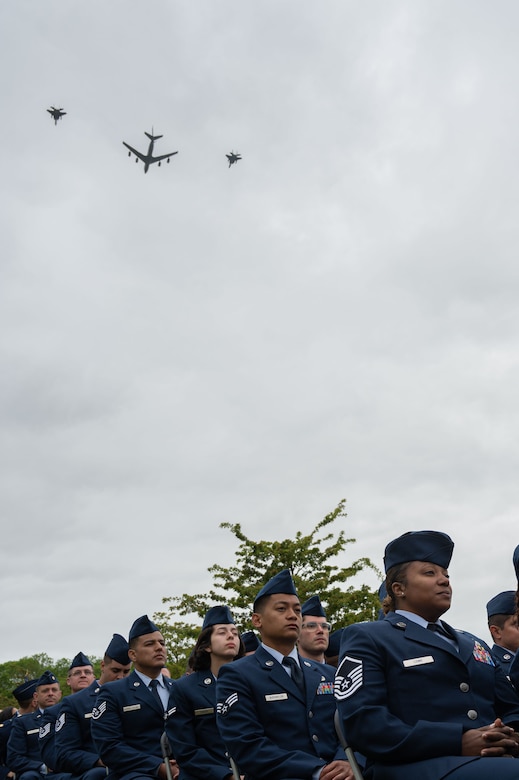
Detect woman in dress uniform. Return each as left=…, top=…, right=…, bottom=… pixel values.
left=335, top=530, right=519, bottom=780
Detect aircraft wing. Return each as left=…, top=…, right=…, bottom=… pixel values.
left=122, top=141, right=147, bottom=163
left=152, top=151, right=178, bottom=163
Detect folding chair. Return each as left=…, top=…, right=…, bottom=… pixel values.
left=160, top=732, right=175, bottom=780
left=229, top=756, right=240, bottom=780
left=334, top=710, right=364, bottom=780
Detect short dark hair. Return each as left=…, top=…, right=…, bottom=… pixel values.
left=488, top=613, right=510, bottom=630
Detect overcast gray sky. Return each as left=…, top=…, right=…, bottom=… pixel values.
left=1, top=0, right=519, bottom=664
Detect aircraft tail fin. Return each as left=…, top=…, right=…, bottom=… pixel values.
left=145, top=131, right=163, bottom=141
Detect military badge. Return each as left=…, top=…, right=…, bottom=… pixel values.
left=217, top=692, right=238, bottom=716
left=91, top=701, right=107, bottom=720
left=472, top=641, right=495, bottom=666
left=39, top=723, right=51, bottom=738
left=55, top=713, right=66, bottom=732
left=316, top=681, right=334, bottom=695
left=334, top=655, right=363, bottom=700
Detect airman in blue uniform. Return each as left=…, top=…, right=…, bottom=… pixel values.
left=55, top=634, right=131, bottom=780
left=91, top=616, right=176, bottom=780
left=166, top=605, right=243, bottom=780
left=7, top=671, right=70, bottom=780
left=216, top=569, right=352, bottom=780
left=336, top=530, right=519, bottom=780
left=486, top=591, right=519, bottom=676
left=0, top=680, right=39, bottom=780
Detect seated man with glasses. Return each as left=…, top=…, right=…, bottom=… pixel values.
left=39, top=653, right=95, bottom=772
left=67, top=654, right=96, bottom=694
left=298, top=596, right=331, bottom=663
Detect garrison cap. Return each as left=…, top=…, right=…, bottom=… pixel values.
left=487, top=591, right=516, bottom=618
left=301, top=595, right=326, bottom=618
left=37, top=670, right=58, bottom=687
left=384, top=530, right=454, bottom=573
left=253, top=569, right=298, bottom=609
left=241, top=630, right=260, bottom=653
left=129, top=614, right=160, bottom=641
left=202, top=605, right=235, bottom=630
left=69, top=652, right=92, bottom=670
left=513, top=545, right=519, bottom=581
left=325, top=628, right=344, bottom=659
left=105, top=633, right=130, bottom=665
left=12, top=679, right=39, bottom=703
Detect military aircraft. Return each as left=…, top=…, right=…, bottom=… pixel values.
left=47, top=106, right=66, bottom=125
left=226, top=151, right=242, bottom=168
left=123, top=130, right=178, bottom=173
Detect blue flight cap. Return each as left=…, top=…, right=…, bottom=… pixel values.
left=105, top=633, right=130, bottom=665
left=12, top=679, right=39, bottom=703
left=37, top=670, right=58, bottom=687
left=301, top=595, right=326, bottom=618
left=378, top=582, right=387, bottom=602
left=69, top=651, right=92, bottom=670
left=325, top=628, right=344, bottom=658
left=202, top=605, right=235, bottom=630
left=487, top=591, right=516, bottom=618
left=513, top=545, right=519, bottom=581
left=129, top=614, right=160, bottom=641
left=253, top=569, right=298, bottom=609
left=241, top=630, right=260, bottom=653
left=384, top=530, right=454, bottom=573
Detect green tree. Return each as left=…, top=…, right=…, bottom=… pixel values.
left=0, top=654, right=102, bottom=708
left=154, top=500, right=381, bottom=670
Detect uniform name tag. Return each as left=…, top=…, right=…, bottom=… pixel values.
left=27, top=728, right=40, bottom=735
left=123, top=704, right=141, bottom=712
left=265, top=693, right=288, bottom=701
left=403, top=655, right=434, bottom=667
left=194, top=707, right=214, bottom=716
left=84, top=713, right=92, bottom=719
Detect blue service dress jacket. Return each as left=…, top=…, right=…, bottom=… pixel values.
left=55, top=680, right=106, bottom=779
left=166, top=670, right=232, bottom=780
left=216, top=646, right=345, bottom=780
left=7, top=710, right=45, bottom=777
left=90, top=671, right=174, bottom=780
left=38, top=702, right=65, bottom=771
left=335, top=612, right=519, bottom=780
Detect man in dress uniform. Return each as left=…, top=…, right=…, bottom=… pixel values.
left=166, top=605, right=243, bottom=780
left=55, top=634, right=132, bottom=780
left=39, top=653, right=96, bottom=771
left=0, top=680, right=39, bottom=780
left=91, top=615, right=177, bottom=780
left=216, top=569, right=352, bottom=780
left=66, top=653, right=96, bottom=694
left=298, top=595, right=330, bottom=663
left=336, top=530, right=519, bottom=780
left=486, top=591, right=519, bottom=675
left=7, top=671, right=69, bottom=780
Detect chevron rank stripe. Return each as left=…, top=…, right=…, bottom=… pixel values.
left=334, top=655, right=363, bottom=700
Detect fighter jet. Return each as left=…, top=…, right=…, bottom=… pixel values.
left=47, top=106, right=66, bottom=125
left=226, top=151, right=242, bottom=168
left=123, top=130, right=178, bottom=173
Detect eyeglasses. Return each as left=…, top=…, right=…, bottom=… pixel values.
left=68, top=669, right=95, bottom=678
left=302, top=622, right=331, bottom=631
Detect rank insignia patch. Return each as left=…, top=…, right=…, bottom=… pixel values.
left=335, top=655, right=363, bottom=700
left=91, top=701, right=107, bottom=720
left=216, top=692, right=238, bottom=716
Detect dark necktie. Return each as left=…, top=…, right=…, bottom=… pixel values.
left=427, top=622, right=452, bottom=640
left=282, top=656, right=305, bottom=694
left=149, top=678, right=164, bottom=709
